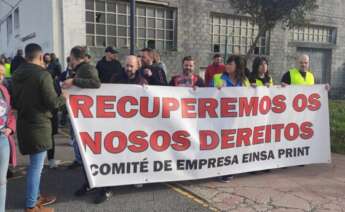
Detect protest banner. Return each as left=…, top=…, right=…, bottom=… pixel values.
left=67, top=84, right=330, bottom=188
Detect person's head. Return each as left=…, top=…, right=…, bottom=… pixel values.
left=125, top=55, right=140, bottom=79
left=84, top=54, right=92, bottom=63
left=0, top=57, right=5, bottom=64
left=140, top=48, right=154, bottom=66
left=212, top=54, right=223, bottom=66
left=43, top=53, right=51, bottom=64
left=5, top=58, right=10, bottom=64
left=50, top=53, right=57, bottom=61
left=225, top=55, right=246, bottom=81
left=153, top=51, right=161, bottom=64
left=105, top=46, right=117, bottom=61
left=298, top=54, right=310, bottom=72
left=69, top=46, right=87, bottom=69
left=182, top=56, right=195, bottom=76
left=17, top=49, right=23, bottom=56
left=252, top=56, right=269, bottom=78
left=25, top=43, right=44, bottom=67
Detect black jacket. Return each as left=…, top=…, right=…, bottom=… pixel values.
left=96, top=57, right=123, bottom=83
left=111, top=70, right=147, bottom=85
left=47, top=59, right=62, bottom=78
left=139, top=65, right=168, bottom=86
left=10, top=55, right=26, bottom=74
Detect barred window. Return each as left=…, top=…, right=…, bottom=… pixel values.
left=289, top=25, right=336, bottom=44
left=210, top=15, right=269, bottom=55
left=86, top=0, right=176, bottom=50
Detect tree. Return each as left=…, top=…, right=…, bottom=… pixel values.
left=228, top=0, right=319, bottom=57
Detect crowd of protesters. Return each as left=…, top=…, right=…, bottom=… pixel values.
left=0, top=42, right=324, bottom=212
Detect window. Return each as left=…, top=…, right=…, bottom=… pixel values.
left=289, top=25, right=336, bottom=44
left=6, top=15, right=12, bottom=44
left=86, top=0, right=176, bottom=50
left=14, top=8, right=19, bottom=30
left=210, top=14, right=269, bottom=55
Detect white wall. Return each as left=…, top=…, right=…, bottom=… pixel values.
left=0, top=0, right=55, bottom=57
left=61, top=0, right=86, bottom=64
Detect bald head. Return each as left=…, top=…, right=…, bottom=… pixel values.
left=125, top=55, right=140, bottom=79
left=298, top=54, right=310, bottom=72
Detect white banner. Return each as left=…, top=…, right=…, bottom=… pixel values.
left=67, top=84, right=331, bottom=188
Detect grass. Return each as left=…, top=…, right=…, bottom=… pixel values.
left=330, top=100, right=345, bottom=154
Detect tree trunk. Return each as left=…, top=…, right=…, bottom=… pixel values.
left=245, top=26, right=268, bottom=59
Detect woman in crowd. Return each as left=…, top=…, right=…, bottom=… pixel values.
left=0, top=61, right=16, bottom=212
left=250, top=56, right=273, bottom=87
left=211, top=55, right=250, bottom=88
left=211, top=55, right=249, bottom=182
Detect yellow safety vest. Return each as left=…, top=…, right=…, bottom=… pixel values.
left=4, top=63, right=11, bottom=78
left=255, top=78, right=273, bottom=86
left=213, top=73, right=250, bottom=87
left=289, top=68, right=314, bottom=85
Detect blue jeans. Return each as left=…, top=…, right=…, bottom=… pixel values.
left=0, top=135, right=9, bottom=212
left=26, top=151, right=46, bottom=208
left=73, top=139, right=82, bottom=164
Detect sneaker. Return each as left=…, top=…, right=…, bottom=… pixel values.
left=219, top=175, right=234, bottom=183
left=94, top=189, right=112, bottom=204
left=134, top=184, right=143, bottom=188
left=37, top=195, right=57, bottom=206
left=25, top=205, right=54, bottom=212
left=48, top=160, right=60, bottom=169
left=68, top=140, right=74, bottom=146
left=74, top=183, right=96, bottom=197
left=68, top=161, right=81, bottom=169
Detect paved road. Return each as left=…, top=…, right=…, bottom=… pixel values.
left=6, top=131, right=212, bottom=212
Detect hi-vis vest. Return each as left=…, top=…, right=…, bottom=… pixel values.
left=213, top=73, right=250, bottom=87
left=4, top=63, right=11, bottom=78
left=289, top=68, right=314, bottom=85
left=255, top=78, right=273, bottom=86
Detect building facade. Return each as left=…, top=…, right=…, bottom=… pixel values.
left=0, top=0, right=344, bottom=97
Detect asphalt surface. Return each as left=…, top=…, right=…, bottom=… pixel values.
left=6, top=131, right=212, bottom=212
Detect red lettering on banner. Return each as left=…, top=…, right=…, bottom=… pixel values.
left=198, top=98, right=218, bottom=118
left=171, top=130, right=191, bottom=151
left=221, top=129, right=236, bottom=149
left=104, top=131, right=127, bottom=153
left=117, top=96, right=138, bottom=118
left=80, top=132, right=102, bottom=154
left=259, top=96, right=271, bottom=115
left=300, top=121, right=314, bottom=139
left=265, top=125, right=272, bottom=143
left=293, top=94, right=308, bottom=112
left=181, top=98, right=197, bottom=118
left=253, top=126, right=265, bottom=145
left=128, top=131, right=149, bottom=153
left=308, top=93, right=321, bottom=111
left=140, top=97, right=160, bottom=118
left=150, top=130, right=171, bottom=152
left=272, top=95, right=286, bottom=113
left=236, top=128, right=252, bottom=147
left=284, top=123, right=300, bottom=141
left=96, top=96, right=116, bottom=118
left=162, top=98, right=179, bottom=118
left=272, top=124, right=285, bottom=142
left=70, top=95, right=93, bottom=118
left=239, top=97, right=259, bottom=117
left=199, top=130, right=219, bottom=150
left=220, top=98, right=237, bottom=117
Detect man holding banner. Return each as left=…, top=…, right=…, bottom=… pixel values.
left=61, top=46, right=102, bottom=203
left=169, top=56, right=205, bottom=87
